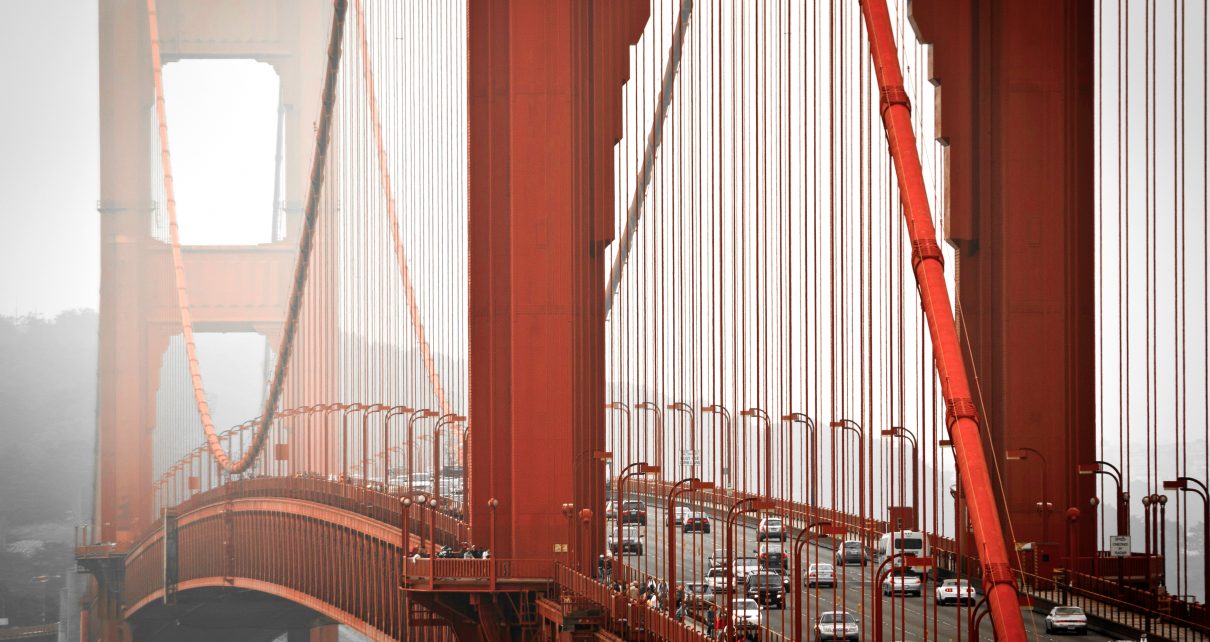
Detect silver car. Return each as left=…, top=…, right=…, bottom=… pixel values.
left=1044, top=606, right=1088, bottom=635
left=807, top=563, right=836, bottom=588
left=814, top=610, right=860, bottom=642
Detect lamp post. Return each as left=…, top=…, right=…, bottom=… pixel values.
left=1163, top=476, right=1208, bottom=602
left=1006, top=447, right=1052, bottom=542
left=635, top=402, right=665, bottom=479
left=666, top=478, right=714, bottom=597
left=881, top=427, right=919, bottom=528
left=794, top=521, right=844, bottom=642
left=616, top=462, right=660, bottom=584
left=605, top=402, right=631, bottom=477
left=741, top=408, right=773, bottom=499
left=340, top=404, right=369, bottom=481
left=406, top=408, right=438, bottom=493
left=382, top=406, right=414, bottom=487
left=702, top=404, right=733, bottom=490
left=360, top=404, right=389, bottom=486
left=724, top=498, right=776, bottom=633
left=873, top=553, right=932, bottom=642
left=1078, top=461, right=1128, bottom=537
left=667, top=402, right=697, bottom=479
left=782, top=413, right=818, bottom=508
left=830, top=419, right=866, bottom=538
left=430, top=414, right=466, bottom=507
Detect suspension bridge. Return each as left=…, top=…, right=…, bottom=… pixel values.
left=76, top=1, right=1210, bottom=641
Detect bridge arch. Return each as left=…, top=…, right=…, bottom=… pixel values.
left=122, top=480, right=448, bottom=642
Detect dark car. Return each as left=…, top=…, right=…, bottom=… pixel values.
left=744, top=571, right=785, bottom=609
left=835, top=540, right=867, bottom=566
left=757, top=542, right=788, bottom=572
left=619, top=500, right=647, bottom=525
left=609, top=525, right=644, bottom=555
left=683, top=512, right=712, bottom=533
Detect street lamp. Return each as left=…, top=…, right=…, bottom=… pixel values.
left=702, top=404, right=733, bottom=490
left=666, top=477, right=715, bottom=596
left=793, top=521, right=845, bottom=642
left=615, top=462, right=660, bottom=584
left=782, top=413, right=818, bottom=508
left=382, top=406, right=415, bottom=487
left=830, top=419, right=866, bottom=538
left=881, top=427, right=919, bottom=528
left=741, top=408, right=773, bottom=499
left=605, top=402, right=631, bottom=479
left=406, top=408, right=438, bottom=493
left=1006, top=447, right=1053, bottom=542
left=1163, top=476, right=1208, bottom=603
left=667, top=402, right=697, bottom=479
left=724, top=498, right=776, bottom=634
left=873, top=553, right=933, bottom=642
left=635, top=402, right=665, bottom=479
left=1078, top=461, right=1128, bottom=537
left=430, top=413, right=466, bottom=506
left=360, top=404, right=389, bottom=486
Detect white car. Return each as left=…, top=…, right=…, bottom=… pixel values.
left=731, top=598, right=762, bottom=635
left=758, top=516, right=788, bottom=542
left=733, top=556, right=761, bottom=582
left=1044, top=606, right=1088, bottom=635
left=934, top=578, right=976, bottom=605
left=814, top=610, right=860, bottom=642
left=882, top=573, right=923, bottom=596
left=705, top=566, right=729, bottom=593
left=666, top=506, right=690, bottom=526
left=807, top=563, right=836, bottom=588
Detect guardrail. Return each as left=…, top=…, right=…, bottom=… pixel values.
left=1018, top=569, right=1208, bottom=642
left=403, top=558, right=556, bottom=591
left=556, top=565, right=712, bottom=642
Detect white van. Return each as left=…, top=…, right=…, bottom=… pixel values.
left=876, top=530, right=928, bottom=574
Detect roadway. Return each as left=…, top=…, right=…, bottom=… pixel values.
left=608, top=500, right=1112, bottom=642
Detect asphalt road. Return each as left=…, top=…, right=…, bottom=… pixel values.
left=607, top=502, right=1112, bottom=642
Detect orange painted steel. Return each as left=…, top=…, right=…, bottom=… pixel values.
left=349, top=0, right=452, bottom=417
left=144, top=0, right=347, bottom=474
left=859, top=2, right=1027, bottom=641
left=123, top=477, right=463, bottom=642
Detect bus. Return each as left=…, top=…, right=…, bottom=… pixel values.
left=876, top=530, right=928, bottom=575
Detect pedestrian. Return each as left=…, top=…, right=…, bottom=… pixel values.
left=705, top=606, right=716, bottom=637
left=647, top=591, right=659, bottom=610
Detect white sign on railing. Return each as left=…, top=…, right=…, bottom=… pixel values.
left=1109, top=535, right=1130, bottom=557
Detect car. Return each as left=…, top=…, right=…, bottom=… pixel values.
left=682, top=582, right=714, bottom=608
left=744, top=571, right=785, bottom=608
left=934, top=578, right=976, bottom=605
left=705, top=566, right=729, bottom=593
left=835, top=540, right=867, bottom=566
left=605, top=501, right=616, bottom=520
left=666, top=506, right=690, bottom=526
left=608, top=525, right=644, bottom=556
left=1044, top=606, right=1088, bottom=634
left=731, top=598, right=762, bottom=638
left=814, top=610, right=860, bottom=642
left=758, top=516, right=788, bottom=542
left=619, top=500, right=647, bottom=525
left=733, top=556, right=761, bottom=582
left=807, top=563, right=836, bottom=588
left=683, top=512, right=712, bottom=533
left=882, top=573, right=923, bottom=596
left=408, top=472, right=434, bottom=493
left=709, top=548, right=728, bottom=568
left=757, top=541, right=788, bottom=571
